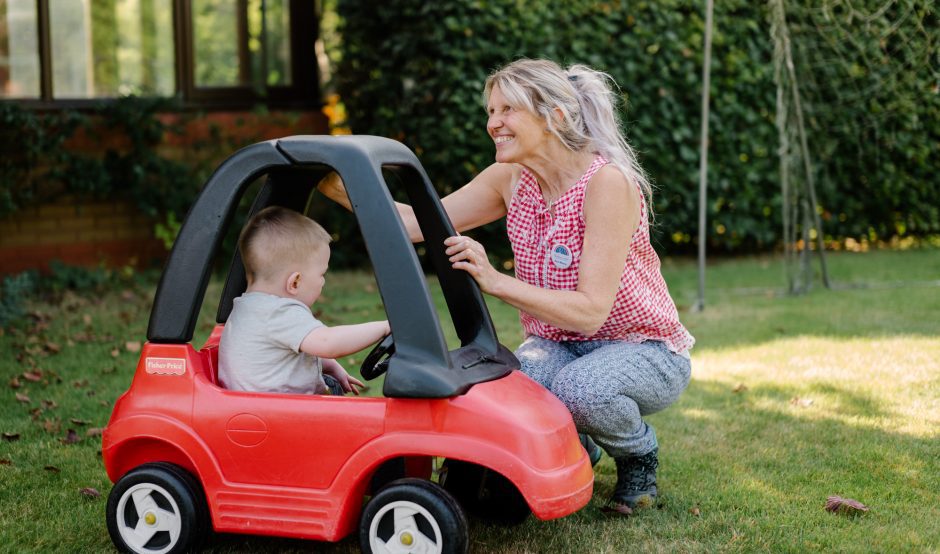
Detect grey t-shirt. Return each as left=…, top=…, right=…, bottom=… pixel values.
left=218, top=292, right=327, bottom=394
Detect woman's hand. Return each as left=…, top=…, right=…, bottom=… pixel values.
left=444, top=235, right=503, bottom=293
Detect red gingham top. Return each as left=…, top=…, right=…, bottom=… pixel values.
left=506, top=155, right=695, bottom=354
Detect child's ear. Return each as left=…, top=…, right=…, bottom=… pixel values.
left=286, top=271, right=302, bottom=295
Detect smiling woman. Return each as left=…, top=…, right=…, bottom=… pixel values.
left=318, top=58, right=695, bottom=517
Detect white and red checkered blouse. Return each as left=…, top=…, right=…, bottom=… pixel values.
left=506, top=155, right=695, bottom=354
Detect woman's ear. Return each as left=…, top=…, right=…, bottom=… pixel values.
left=286, top=271, right=302, bottom=295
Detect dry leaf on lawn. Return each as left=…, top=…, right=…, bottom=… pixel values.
left=110, top=349, right=120, bottom=358
left=825, top=495, right=869, bottom=514
left=70, top=418, right=89, bottom=426
left=15, top=393, right=31, bottom=404
left=689, top=506, right=702, bottom=516
left=44, top=465, right=60, bottom=473
left=61, top=429, right=80, bottom=444
left=790, top=396, right=814, bottom=407
left=86, top=427, right=104, bottom=437
left=0, top=458, right=11, bottom=465
left=125, top=341, right=142, bottom=353
left=732, top=383, right=748, bottom=393
left=80, top=487, right=101, bottom=499
left=2, top=432, right=20, bottom=441
left=9, top=376, right=21, bottom=389
left=21, top=371, right=42, bottom=382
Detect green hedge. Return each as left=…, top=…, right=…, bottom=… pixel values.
left=334, top=0, right=939, bottom=256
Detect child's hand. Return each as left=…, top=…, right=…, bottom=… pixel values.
left=322, top=359, right=366, bottom=395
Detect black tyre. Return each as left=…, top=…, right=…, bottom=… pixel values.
left=439, top=459, right=531, bottom=526
left=106, top=462, right=209, bottom=554
left=360, top=478, right=468, bottom=554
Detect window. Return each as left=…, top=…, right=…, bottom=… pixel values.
left=0, top=0, right=318, bottom=108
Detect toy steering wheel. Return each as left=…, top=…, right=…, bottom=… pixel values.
left=360, top=334, right=395, bottom=381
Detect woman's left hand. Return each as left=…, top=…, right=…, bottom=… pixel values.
left=444, top=235, right=501, bottom=293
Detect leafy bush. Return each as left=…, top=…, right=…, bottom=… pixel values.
left=0, top=271, right=37, bottom=328
left=334, top=0, right=939, bottom=255
left=0, top=98, right=200, bottom=224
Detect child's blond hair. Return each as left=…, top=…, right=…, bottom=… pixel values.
left=239, top=206, right=331, bottom=284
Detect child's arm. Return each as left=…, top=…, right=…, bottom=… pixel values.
left=300, top=320, right=390, bottom=360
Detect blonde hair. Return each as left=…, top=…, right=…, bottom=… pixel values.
left=239, top=206, right=332, bottom=284
left=483, top=59, right=653, bottom=203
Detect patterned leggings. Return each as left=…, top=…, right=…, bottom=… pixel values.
left=515, top=336, right=691, bottom=458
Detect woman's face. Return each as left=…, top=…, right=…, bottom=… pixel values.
left=486, top=84, right=547, bottom=164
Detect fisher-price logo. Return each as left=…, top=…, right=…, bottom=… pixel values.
left=145, top=357, right=187, bottom=376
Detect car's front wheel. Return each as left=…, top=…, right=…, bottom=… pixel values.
left=106, top=462, right=208, bottom=554
left=360, top=478, right=468, bottom=554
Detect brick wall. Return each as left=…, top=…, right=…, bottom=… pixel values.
left=0, top=196, right=165, bottom=274
left=0, top=109, right=330, bottom=275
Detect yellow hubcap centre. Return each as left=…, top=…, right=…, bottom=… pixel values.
left=400, top=532, right=414, bottom=546
left=144, top=512, right=157, bottom=525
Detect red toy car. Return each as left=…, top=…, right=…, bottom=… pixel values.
left=102, top=136, right=593, bottom=553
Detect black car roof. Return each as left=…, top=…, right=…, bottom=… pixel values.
left=147, top=135, right=515, bottom=398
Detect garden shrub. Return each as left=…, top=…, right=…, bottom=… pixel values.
left=334, top=0, right=939, bottom=256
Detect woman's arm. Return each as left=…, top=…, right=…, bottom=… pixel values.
left=317, top=163, right=514, bottom=243
left=446, top=166, right=640, bottom=336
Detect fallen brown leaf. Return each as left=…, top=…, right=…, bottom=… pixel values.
left=44, top=342, right=61, bottom=354
left=120, top=289, right=136, bottom=301
left=82, top=314, right=93, bottom=326
left=79, top=487, right=101, bottom=499
left=15, top=392, right=31, bottom=404
left=732, top=383, right=748, bottom=393
left=825, top=496, right=869, bottom=514
left=0, top=458, right=11, bottom=465
left=61, top=429, right=80, bottom=444
left=41, top=399, right=58, bottom=409
left=44, top=465, right=60, bottom=473
left=72, top=379, right=89, bottom=388
left=21, top=371, right=42, bottom=382
left=790, top=396, right=814, bottom=407
left=110, top=348, right=120, bottom=358
left=689, top=506, right=701, bottom=517
left=69, top=418, right=89, bottom=426
left=125, top=341, right=141, bottom=353
left=42, top=419, right=60, bottom=433
left=86, top=427, right=104, bottom=437
left=9, top=376, right=21, bottom=389
left=2, top=432, right=20, bottom=441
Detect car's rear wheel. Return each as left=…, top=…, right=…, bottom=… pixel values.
left=106, top=463, right=208, bottom=554
left=440, top=459, right=531, bottom=525
left=360, top=478, right=467, bottom=554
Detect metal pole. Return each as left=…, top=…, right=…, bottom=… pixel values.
left=695, top=0, right=715, bottom=312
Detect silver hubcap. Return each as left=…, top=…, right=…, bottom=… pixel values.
left=115, top=483, right=183, bottom=554
left=369, top=499, right=443, bottom=554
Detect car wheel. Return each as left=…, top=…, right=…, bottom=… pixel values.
left=440, top=459, right=531, bottom=526
left=360, top=478, right=467, bottom=554
left=106, top=463, right=209, bottom=554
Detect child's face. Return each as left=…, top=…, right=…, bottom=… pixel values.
left=294, top=247, right=330, bottom=306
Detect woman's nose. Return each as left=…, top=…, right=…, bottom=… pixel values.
left=487, top=115, right=502, bottom=132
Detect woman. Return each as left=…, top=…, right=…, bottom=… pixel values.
left=319, top=59, right=694, bottom=514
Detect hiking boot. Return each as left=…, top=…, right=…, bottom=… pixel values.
left=579, top=433, right=603, bottom=467
left=604, top=448, right=658, bottom=515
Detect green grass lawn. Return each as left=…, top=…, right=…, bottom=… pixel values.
left=1, top=248, right=938, bottom=552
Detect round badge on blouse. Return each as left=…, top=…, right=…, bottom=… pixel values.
left=550, top=243, right=573, bottom=269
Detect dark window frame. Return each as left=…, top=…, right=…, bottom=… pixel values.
left=6, top=0, right=320, bottom=110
